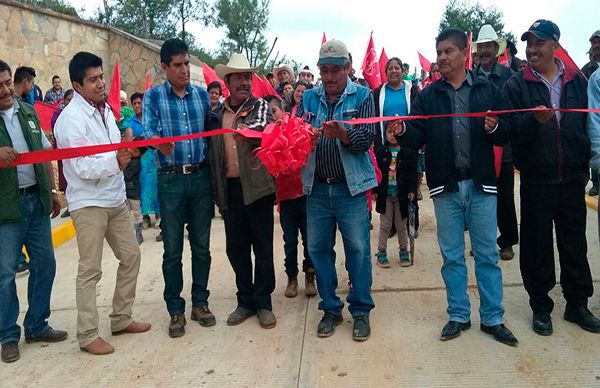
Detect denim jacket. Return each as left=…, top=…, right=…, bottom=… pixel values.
left=300, top=79, right=377, bottom=196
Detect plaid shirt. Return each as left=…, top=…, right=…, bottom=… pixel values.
left=43, top=88, right=65, bottom=105
left=143, top=81, right=211, bottom=168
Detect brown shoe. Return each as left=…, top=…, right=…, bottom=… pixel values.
left=305, top=270, right=317, bottom=297
left=285, top=276, right=298, bottom=298
left=1, top=342, right=20, bottom=363
left=257, top=309, right=277, bottom=329
left=169, top=314, right=186, bottom=338
left=112, top=321, right=152, bottom=335
left=191, top=306, right=216, bottom=327
left=500, top=247, right=514, bottom=261
left=80, top=337, right=115, bottom=355
left=25, top=327, right=68, bottom=343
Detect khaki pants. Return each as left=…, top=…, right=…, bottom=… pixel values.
left=71, top=202, right=141, bottom=347
left=377, top=196, right=408, bottom=253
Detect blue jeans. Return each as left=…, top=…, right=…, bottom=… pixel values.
left=0, top=192, right=56, bottom=344
left=432, top=180, right=504, bottom=326
left=158, top=169, right=213, bottom=316
left=307, top=181, right=374, bottom=317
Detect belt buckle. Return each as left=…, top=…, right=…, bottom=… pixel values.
left=182, top=164, right=192, bottom=175
left=326, top=177, right=335, bottom=184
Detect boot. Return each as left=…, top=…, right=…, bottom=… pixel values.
left=285, top=276, right=298, bottom=298
left=135, top=222, right=144, bottom=245
left=305, top=269, right=317, bottom=297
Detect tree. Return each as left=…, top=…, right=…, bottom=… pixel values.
left=174, top=0, right=207, bottom=45
left=17, top=0, right=80, bottom=17
left=94, top=0, right=176, bottom=40
left=209, top=0, right=270, bottom=67
left=438, top=0, right=516, bottom=44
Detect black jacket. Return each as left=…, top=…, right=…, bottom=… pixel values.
left=375, top=145, right=417, bottom=218
left=582, top=61, right=598, bottom=80
left=502, top=63, right=590, bottom=184
left=399, top=72, right=508, bottom=197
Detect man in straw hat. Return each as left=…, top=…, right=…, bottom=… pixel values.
left=473, top=24, right=518, bottom=262
left=210, top=53, right=277, bottom=329
left=273, top=64, right=295, bottom=96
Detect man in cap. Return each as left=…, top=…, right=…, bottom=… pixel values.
left=210, top=53, right=276, bottom=329
left=299, top=66, right=315, bottom=84
left=295, top=39, right=377, bottom=341
left=504, top=20, right=600, bottom=336
left=473, top=25, right=518, bottom=262
left=582, top=30, right=600, bottom=196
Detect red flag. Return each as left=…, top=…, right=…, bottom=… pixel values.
left=107, top=58, right=121, bottom=122
left=202, top=63, right=230, bottom=98
left=361, top=32, right=381, bottom=89
left=498, top=50, right=509, bottom=67
left=379, top=48, right=388, bottom=83
left=322, top=32, right=327, bottom=45
left=465, top=32, right=473, bottom=70
left=556, top=45, right=586, bottom=79
left=262, top=75, right=281, bottom=99
left=417, top=51, right=432, bottom=73
left=33, top=101, right=58, bottom=131
left=145, top=72, right=152, bottom=91
left=252, top=73, right=267, bottom=98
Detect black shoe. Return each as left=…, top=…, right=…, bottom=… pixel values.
left=168, top=314, right=186, bottom=338
left=440, top=320, right=471, bottom=341
left=532, top=313, right=553, bottom=336
left=1, top=342, right=19, bottom=363
left=25, top=327, right=68, bottom=343
left=589, top=186, right=599, bottom=196
left=480, top=323, right=518, bottom=346
left=352, top=315, right=371, bottom=341
left=226, top=306, right=256, bottom=326
left=564, top=306, right=600, bottom=333
left=317, top=312, right=343, bottom=338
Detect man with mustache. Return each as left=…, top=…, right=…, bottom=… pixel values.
left=143, top=38, right=215, bottom=338
left=582, top=30, right=600, bottom=196
left=393, top=28, right=518, bottom=346
left=473, top=25, right=518, bottom=262
left=209, top=53, right=276, bottom=329
left=504, top=20, right=600, bottom=336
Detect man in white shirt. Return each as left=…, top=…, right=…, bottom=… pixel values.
left=55, top=52, right=150, bottom=355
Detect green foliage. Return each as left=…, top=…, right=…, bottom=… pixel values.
left=439, top=0, right=516, bottom=44
left=17, top=0, right=80, bottom=17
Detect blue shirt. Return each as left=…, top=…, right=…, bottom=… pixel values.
left=123, top=115, right=144, bottom=137
left=382, top=83, right=408, bottom=118
left=142, top=81, right=211, bottom=168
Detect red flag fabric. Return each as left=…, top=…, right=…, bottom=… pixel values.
left=252, top=73, right=267, bottom=98
left=361, top=33, right=381, bottom=89
left=556, top=46, right=586, bottom=79
left=107, top=58, right=121, bottom=122
left=417, top=51, right=432, bottom=73
left=322, top=32, right=327, bottom=45
left=202, top=63, right=230, bottom=98
left=33, top=101, right=58, bottom=131
left=379, top=48, right=388, bottom=84
left=262, top=75, right=281, bottom=99
left=497, top=50, right=509, bottom=67
left=465, top=32, right=473, bottom=70
left=145, top=72, right=152, bottom=91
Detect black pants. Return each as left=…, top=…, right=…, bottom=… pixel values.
left=496, top=162, right=519, bottom=249
left=224, top=180, right=275, bottom=311
left=519, top=179, right=593, bottom=314
left=280, top=196, right=313, bottom=277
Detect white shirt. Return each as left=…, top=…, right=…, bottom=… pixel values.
left=54, top=91, right=126, bottom=211
left=0, top=99, right=52, bottom=188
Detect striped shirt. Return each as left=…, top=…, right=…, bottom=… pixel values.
left=142, top=81, right=211, bottom=168
left=295, top=93, right=376, bottom=179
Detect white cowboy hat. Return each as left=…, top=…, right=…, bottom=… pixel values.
left=273, top=64, right=295, bottom=80
left=474, top=24, right=507, bottom=57
left=215, top=53, right=258, bottom=80
left=299, top=65, right=314, bottom=76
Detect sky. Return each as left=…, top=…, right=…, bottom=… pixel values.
left=77, top=0, right=598, bottom=75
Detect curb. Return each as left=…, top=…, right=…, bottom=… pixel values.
left=51, top=219, right=76, bottom=248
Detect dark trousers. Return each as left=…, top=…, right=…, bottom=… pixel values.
left=519, top=179, right=593, bottom=314
left=225, top=180, right=275, bottom=310
left=158, top=169, right=213, bottom=316
left=280, top=196, right=313, bottom=277
left=496, top=162, right=519, bottom=249
left=592, top=168, right=599, bottom=188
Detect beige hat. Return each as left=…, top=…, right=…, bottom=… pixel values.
left=215, top=53, right=258, bottom=80
left=474, top=25, right=507, bottom=57
left=273, top=64, right=295, bottom=80
left=120, top=90, right=127, bottom=101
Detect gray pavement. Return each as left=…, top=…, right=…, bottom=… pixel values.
left=3, top=180, right=600, bottom=387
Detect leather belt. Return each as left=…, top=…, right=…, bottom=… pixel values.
left=159, top=161, right=207, bottom=175
left=19, top=184, right=39, bottom=194
left=456, top=168, right=472, bottom=181
left=317, top=176, right=346, bottom=185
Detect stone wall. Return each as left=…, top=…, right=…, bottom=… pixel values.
left=0, top=0, right=204, bottom=99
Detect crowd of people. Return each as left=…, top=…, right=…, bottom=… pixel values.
left=1, top=17, right=600, bottom=364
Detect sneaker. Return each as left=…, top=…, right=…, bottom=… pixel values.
left=284, top=276, right=298, bottom=298
left=589, top=186, right=599, bottom=196
left=317, top=312, right=343, bottom=337
left=375, top=251, right=391, bottom=268
left=191, top=305, right=216, bottom=327
left=399, top=249, right=411, bottom=267
left=168, top=314, right=186, bottom=338
left=352, top=315, right=371, bottom=341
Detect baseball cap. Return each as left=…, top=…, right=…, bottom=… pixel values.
left=318, top=40, right=349, bottom=66
left=591, top=30, right=600, bottom=41
left=521, top=19, right=560, bottom=42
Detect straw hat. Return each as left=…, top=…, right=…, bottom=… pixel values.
left=273, top=64, right=295, bottom=80
left=215, top=53, right=258, bottom=80
left=474, top=25, right=507, bottom=57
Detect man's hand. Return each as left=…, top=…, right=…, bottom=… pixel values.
left=484, top=111, right=500, bottom=133
left=0, top=146, right=18, bottom=165
left=323, top=121, right=349, bottom=144
left=116, top=148, right=132, bottom=170
left=533, top=105, right=554, bottom=124
left=389, top=119, right=404, bottom=136
left=311, top=127, right=322, bottom=148
left=151, top=135, right=174, bottom=156
left=51, top=194, right=61, bottom=218
left=372, top=193, right=378, bottom=202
